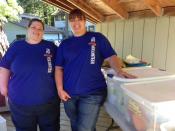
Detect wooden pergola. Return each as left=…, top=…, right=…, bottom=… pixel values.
left=43, top=0, right=175, bottom=23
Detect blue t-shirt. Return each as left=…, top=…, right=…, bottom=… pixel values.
left=0, top=40, right=58, bottom=106
left=55, top=32, right=116, bottom=96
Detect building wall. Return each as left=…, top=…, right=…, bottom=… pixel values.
left=4, top=22, right=27, bottom=43
left=96, top=16, right=175, bottom=73
left=55, top=21, right=66, bottom=29
left=43, top=34, right=59, bottom=41
left=4, top=22, right=60, bottom=44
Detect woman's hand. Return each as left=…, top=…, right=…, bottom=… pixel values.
left=0, top=87, right=8, bottom=97
left=106, top=55, right=137, bottom=79
left=58, top=89, right=71, bottom=102
left=118, top=70, right=137, bottom=79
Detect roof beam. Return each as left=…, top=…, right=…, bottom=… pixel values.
left=55, top=0, right=75, bottom=10
left=43, top=0, right=99, bottom=23
left=101, top=0, right=128, bottom=19
left=105, top=6, right=175, bottom=21
left=144, top=0, right=163, bottom=16
left=86, top=16, right=98, bottom=24
left=43, top=0, right=71, bottom=12
left=66, top=0, right=104, bottom=22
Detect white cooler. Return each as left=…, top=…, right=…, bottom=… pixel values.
left=122, top=78, right=175, bottom=131
left=104, top=67, right=175, bottom=131
left=0, top=116, right=7, bottom=131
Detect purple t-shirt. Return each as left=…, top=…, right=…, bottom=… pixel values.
left=55, top=32, right=116, bottom=96
left=0, top=40, right=58, bottom=105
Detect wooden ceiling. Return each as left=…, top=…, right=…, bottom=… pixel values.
left=43, top=0, right=175, bottom=23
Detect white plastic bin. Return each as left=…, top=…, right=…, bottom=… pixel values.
left=122, top=78, right=175, bottom=131
left=0, top=116, right=7, bottom=131
left=106, top=67, right=175, bottom=108
left=104, top=67, right=175, bottom=131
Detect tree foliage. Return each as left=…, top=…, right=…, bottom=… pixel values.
left=17, top=0, right=58, bottom=25
left=0, top=0, right=23, bottom=58
left=0, top=0, right=23, bottom=24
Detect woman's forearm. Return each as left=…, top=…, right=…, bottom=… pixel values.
left=55, top=66, right=64, bottom=92
left=0, top=67, right=10, bottom=96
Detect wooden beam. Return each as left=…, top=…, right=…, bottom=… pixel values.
left=105, top=15, right=120, bottom=22
left=169, top=0, right=175, bottom=4
left=57, top=0, right=99, bottom=23
left=55, top=0, right=75, bottom=10
left=105, top=6, right=175, bottom=22
left=66, top=0, right=104, bottom=22
left=43, top=0, right=71, bottom=12
left=144, top=0, right=164, bottom=16
left=119, top=0, right=136, bottom=2
left=129, top=9, right=155, bottom=18
left=101, top=0, right=128, bottom=19
left=86, top=17, right=98, bottom=24
left=164, top=6, right=175, bottom=16
left=105, top=10, right=156, bottom=22
left=43, top=0, right=99, bottom=23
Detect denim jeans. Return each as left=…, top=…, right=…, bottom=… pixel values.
left=9, top=99, right=60, bottom=131
left=64, top=91, right=107, bottom=131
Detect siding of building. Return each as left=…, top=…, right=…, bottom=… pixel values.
left=4, top=22, right=26, bottom=43
left=96, top=16, right=175, bottom=73
left=4, top=22, right=59, bottom=44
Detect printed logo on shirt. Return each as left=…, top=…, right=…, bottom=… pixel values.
left=44, top=48, right=52, bottom=73
left=89, top=37, right=96, bottom=64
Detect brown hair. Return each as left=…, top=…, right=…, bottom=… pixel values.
left=28, top=18, right=45, bottom=30
left=69, top=9, right=86, bottom=20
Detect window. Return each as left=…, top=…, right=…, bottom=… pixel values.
left=55, top=13, right=66, bottom=21
left=16, top=35, right=26, bottom=40
left=87, top=25, right=95, bottom=32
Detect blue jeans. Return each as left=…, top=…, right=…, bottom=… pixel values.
left=64, top=91, right=107, bottom=131
left=9, top=99, right=60, bottom=131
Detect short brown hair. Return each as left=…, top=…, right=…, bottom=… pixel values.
left=69, top=9, right=86, bottom=20
left=28, top=18, right=45, bottom=30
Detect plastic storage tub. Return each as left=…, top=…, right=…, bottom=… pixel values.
left=0, top=115, right=7, bottom=131
left=105, top=67, right=175, bottom=111
left=104, top=67, right=175, bottom=131
left=122, top=78, right=175, bottom=131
